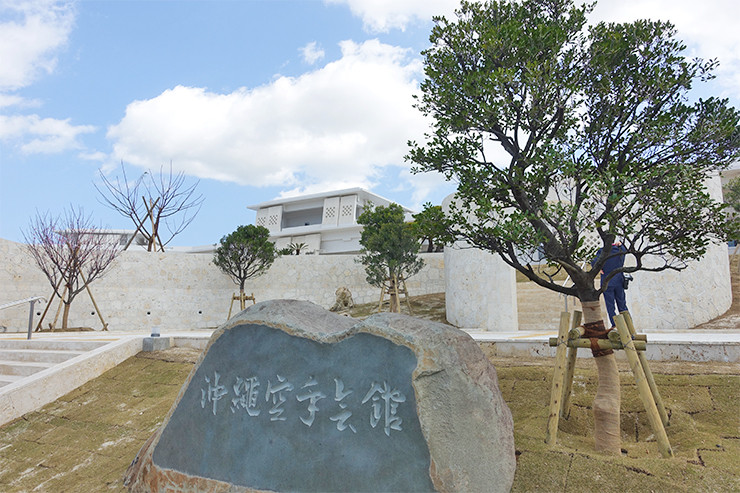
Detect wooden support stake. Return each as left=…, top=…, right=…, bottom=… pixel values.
left=49, top=285, right=68, bottom=330
left=549, top=337, right=646, bottom=351
left=608, top=329, right=646, bottom=343
left=377, top=285, right=387, bottom=313
left=568, top=325, right=585, bottom=340
left=228, top=294, right=236, bottom=320
left=378, top=276, right=412, bottom=315
left=35, top=279, right=64, bottom=331
left=123, top=198, right=159, bottom=250
left=545, top=311, right=572, bottom=445
left=142, top=196, right=166, bottom=252
left=79, top=271, right=109, bottom=331
left=561, top=310, right=582, bottom=418
left=614, top=314, right=673, bottom=458
left=401, top=277, right=413, bottom=315
left=228, top=292, right=255, bottom=320
left=622, top=311, right=669, bottom=427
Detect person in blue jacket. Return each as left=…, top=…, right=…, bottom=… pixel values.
left=594, top=241, right=628, bottom=328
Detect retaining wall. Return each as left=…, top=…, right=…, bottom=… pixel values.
left=0, top=238, right=444, bottom=332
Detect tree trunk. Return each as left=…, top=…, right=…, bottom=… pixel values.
left=239, top=287, right=246, bottom=310
left=581, top=300, right=621, bottom=455
left=389, top=277, right=400, bottom=313
left=62, top=302, right=70, bottom=331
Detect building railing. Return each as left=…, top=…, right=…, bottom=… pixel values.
left=0, top=296, right=46, bottom=340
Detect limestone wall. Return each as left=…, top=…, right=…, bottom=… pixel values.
left=0, top=238, right=444, bottom=332
left=626, top=241, right=731, bottom=331
left=444, top=243, right=518, bottom=331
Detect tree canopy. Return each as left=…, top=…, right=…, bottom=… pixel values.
left=407, top=0, right=740, bottom=304
left=213, top=225, right=277, bottom=293
left=357, top=203, right=424, bottom=303
left=96, top=162, right=204, bottom=251
left=411, top=202, right=454, bottom=252
left=23, top=206, right=121, bottom=330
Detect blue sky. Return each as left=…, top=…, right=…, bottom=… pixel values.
left=1, top=0, right=739, bottom=247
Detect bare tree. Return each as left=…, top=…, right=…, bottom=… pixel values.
left=23, top=207, right=121, bottom=330
left=95, top=162, right=204, bottom=251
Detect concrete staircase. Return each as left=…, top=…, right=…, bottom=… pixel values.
left=0, top=339, right=109, bottom=389
left=516, top=281, right=581, bottom=331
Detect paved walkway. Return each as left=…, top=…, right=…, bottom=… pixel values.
left=469, top=328, right=740, bottom=363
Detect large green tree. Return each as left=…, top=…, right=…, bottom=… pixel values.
left=358, top=203, right=424, bottom=313
left=408, top=0, right=739, bottom=454
left=213, top=225, right=277, bottom=310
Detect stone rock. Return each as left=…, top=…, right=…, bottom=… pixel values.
left=329, top=286, right=354, bottom=312
left=125, top=299, right=515, bottom=492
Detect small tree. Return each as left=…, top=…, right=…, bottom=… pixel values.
left=23, top=207, right=121, bottom=330
left=725, top=176, right=740, bottom=215
left=411, top=202, right=455, bottom=252
left=213, top=225, right=277, bottom=310
left=725, top=175, right=740, bottom=260
left=408, top=0, right=739, bottom=454
left=357, top=203, right=424, bottom=313
left=96, top=162, right=204, bottom=251
left=279, top=242, right=308, bottom=256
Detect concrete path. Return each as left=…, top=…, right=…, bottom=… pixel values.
left=469, top=329, right=740, bottom=363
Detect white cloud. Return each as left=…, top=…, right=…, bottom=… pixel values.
left=591, top=0, right=740, bottom=100
left=107, top=39, right=429, bottom=197
left=0, top=1, right=83, bottom=155
left=0, top=93, right=41, bottom=109
left=0, top=114, right=95, bottom=154
left=301, top=41, right=325, bottom=65
left=0, top=0, right=75, bottom=91
left=325, top=0, right=458, bottom=32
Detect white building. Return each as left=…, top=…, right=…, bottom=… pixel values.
left=248, top=188, right=413, bottom=254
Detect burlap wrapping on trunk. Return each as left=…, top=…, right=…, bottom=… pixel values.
left=582, top=320, right=613, bottom=357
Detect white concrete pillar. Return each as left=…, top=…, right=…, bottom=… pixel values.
left=442, top=193, right=518, bottom=331
left=444, top=242, right=518, bottom=331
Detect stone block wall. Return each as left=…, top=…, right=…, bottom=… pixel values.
left=0, top=238, right=444, bottom=332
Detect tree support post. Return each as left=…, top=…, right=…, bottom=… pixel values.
left=35, top=278, right=65, bottom=331
left=228, top=292, right=255, bottom=320
left=79, top=271, right=109, bottom=331
left=560, top=310, right=582, bottom=418
left=614, top=314, right=673, bottom=458
left=622, top=311, right=669, bottom=427
left=49, top=285, right=68, bottom=330
left=377, top=276, right=413, bottom=315
left=545, top=311, right=572, bottom=445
